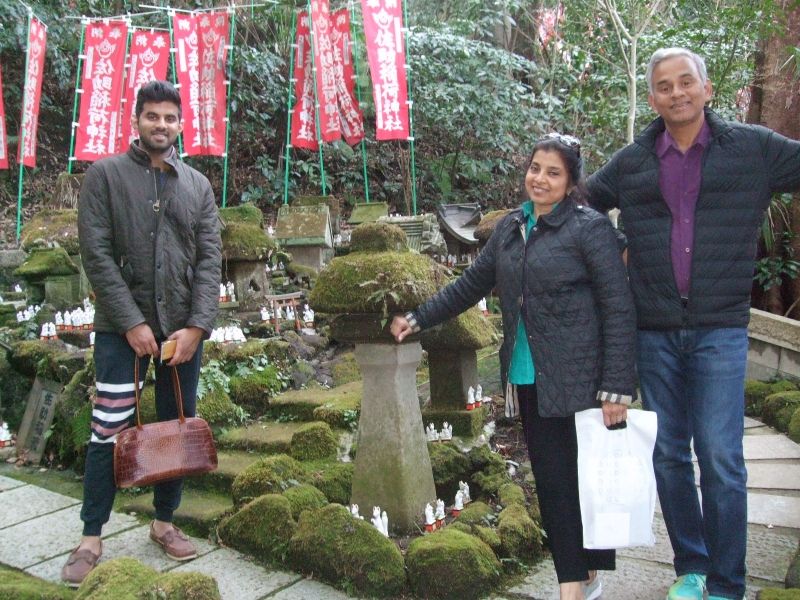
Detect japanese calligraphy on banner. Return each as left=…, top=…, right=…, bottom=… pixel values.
left=18, top=17, right=47, bottom=167
left=173, top=11, right=229, bottom=156
left=0, top=64, right=8, bottom=169
left=74, top=20, right=128, bottom=161
left=290, top=12, right=318, bottom=151
left=331, top=9, right=364, bottom=145
left=309, top=0, right=341, bottom=143
left=360, top=0, right=409, bottom=140
left=120, top=30, right=171, bottom=148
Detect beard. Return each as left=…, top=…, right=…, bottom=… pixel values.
left=139, top=132, right=176, bottom=153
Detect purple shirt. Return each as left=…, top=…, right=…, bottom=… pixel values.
left=656, top=122, right=711, bottom=298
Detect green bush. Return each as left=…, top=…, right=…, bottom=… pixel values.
left=745, top=380, right=772, bottom=415
left=228, top=364, right=284, bottom=415
left=231, top=454, right=307, bottom=506
left=761, top=392, right=800, bottom=430
left=196, top=388, right=246, bottom=427
left=788, top=408, right=800, bottom=445
left=290, top=421, right=338, bottom=461
left=217, top=494, right=296, bottom=563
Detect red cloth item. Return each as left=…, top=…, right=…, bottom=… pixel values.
left=360, top=0, right=409, bottom=140
left=0, top=63, right=8, bottom=169
left=290, top=11, right=318, bottom=151
left=331, top=9, right=364, bottom=145
left=74, top=20, right=128, bottom=161
left=18, top=17, right=47, bottom=167
left=309, top=0, right=341, bottom=143
left=173, top=11, right=230, bottom=156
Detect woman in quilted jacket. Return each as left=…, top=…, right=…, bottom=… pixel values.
left=391, top=133, right=636, bottom=600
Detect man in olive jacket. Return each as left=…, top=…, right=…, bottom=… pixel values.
left=62, top=81, right=221, bottom=587
left=588, top=48, right=800, bottom=600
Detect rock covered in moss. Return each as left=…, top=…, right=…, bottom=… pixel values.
left=456, top=501, right=494, bottom=526
left=305, top=461, right=353, bottom=504
left=204, top=338, right=291, bottom=367
left=8, top=339, right=70, bottom=377
left=498, top=483, right=526, bottom=507
left=282, top=483, right=328, bottom=520
left=196, top=388, right=243, bottom=426
left=0, top=563, right=76, bottom=599
left=291, top=421, right=338, bottom=461
left=497, top=503, right=543, bottom=559
left=406, top=527, right=501, bottom=600
left=288, top=504, right=406, bottom=598
left=229, top=365, right=283, bottom=414
left=217, top=494, right=296, bottom=561
left=761, top=392, right=800, bottom=430
left=789, top=408, right=800, bottom=445
left=15, top=247, right=79, bottom=278
left=149, top=571, right=221, bottom=599
left=20, top=209, right=80, bottom=255
left=220, top=204, right=265, bottom=226
left=745, top=380, right=773, bottom=415
left=468, top=446, right=510, bottom=496
left=473, top=209, right=512, bottom=244
left=467, top=445, right=506, bottom=473
left=349, top=222, right=408, bottom=253
left=75, top=557, right=154, bottom=599
left=757, top=590, right=800, bottom=599
left=473, top=524, right=502, bottom=552
left=331, top=352, right=361, bottom=386
left=429, top=442, right=471, bottom=500
left=231, top=454, right=307, bottom=505
left=0, top=352, right=32, bottom=431
left=420, top=307, right=498, bottom=350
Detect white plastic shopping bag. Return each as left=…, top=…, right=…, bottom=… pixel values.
left=575, top=408, right=658, bottom=549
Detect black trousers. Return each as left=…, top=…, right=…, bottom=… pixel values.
left=518, top=384, right=615, bottom=583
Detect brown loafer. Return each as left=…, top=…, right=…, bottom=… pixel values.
left=149, top=522, right=197, bottom=561
left=61, top=543, right=102, bottom=588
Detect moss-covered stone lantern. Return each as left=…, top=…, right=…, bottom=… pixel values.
left=309, top=222, right=448, bottom=533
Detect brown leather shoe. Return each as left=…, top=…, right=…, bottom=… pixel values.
left=61, top=543, right=102, bottom=588
left=149, top=522, right=197, bottom=561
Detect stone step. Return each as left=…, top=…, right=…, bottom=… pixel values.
left=119, top=488, right=233, bottom=537
left=268, top=380, right=361, bottom=429
left=216, top=421, right=305, bottom=453
left=184, top=450, right=263, bottom=495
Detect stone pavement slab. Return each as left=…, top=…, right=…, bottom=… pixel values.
left=0, top=474, right=25, bottom=491
left=270, top=578, right=356, bottom=599
left=745, top=463, right=800, bottom=491
left=0, top=505, right=138, bottom=570
left=25, top=524, right=216, bottom=583
left=0, top=484, right=79, bottom=528
left=170, top=547, right=301, bottom=600
left=745, top=417, right=768, bottom=430
left=748, top=492, right=800, bottom=529
left=742, top=435, right=800, bottom=460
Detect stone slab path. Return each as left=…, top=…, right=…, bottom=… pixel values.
left=1, top=417, right=798, bottom=599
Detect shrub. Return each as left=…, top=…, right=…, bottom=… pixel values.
left=231, top=454, right=307, bottom=505
left=217, top=494, right=296, bottom=563
left=290, top=421, right=338, bottom=461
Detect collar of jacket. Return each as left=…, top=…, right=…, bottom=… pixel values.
left=634, top=107, right=733, bottom=153
left=127, top=140, right=180, bottom=172
left=511, top=198, right=574, bottom=231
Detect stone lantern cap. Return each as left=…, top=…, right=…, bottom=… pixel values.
left=20, top=209, right=80, bottom=256
left=420, top=307, right=498, bottom=350
left=15, top=246, right=79, bottom=279
left=219, top=205, right=276, bottom=261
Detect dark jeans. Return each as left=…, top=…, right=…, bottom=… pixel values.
left=637, top=328, right=748, bottom=600
left=518, top=384, right=615, bottom=583
left=80, top=332, right=202, bottom=536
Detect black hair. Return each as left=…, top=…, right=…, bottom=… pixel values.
left=135, top=80, right=182, bottom=119
left=524, top=137, right=588, bottom=203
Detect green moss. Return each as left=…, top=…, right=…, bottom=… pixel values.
left=293, top=194, right=335, bottom=208
left=8, top=339, right=66, bottom=377
left=219, top=204, right=264, bottom=226
left=221, top=221, right=276, bottom=261
left=745, top=380, right=773, bottom=415
left=349, top=222, right=408, bottom=253
left=217, top=493, right=296, bottom=562
left=429, top=442, right=471, bottom=501
left=231, top=454, right=307, bottom=505
left=467, top=445, right=507, bottom=474
left=786, top=541, right=800, bottom=588
left=474, top=470, right=511, bottom=497
left=309, top=251, right=448, bottom=314
left=203, top=339, right=291, bottom=366
left=757, top=590, right=800, bottom=599
left=216, top=421, right=301, bottom=453
left=473, top=209, right=512, bottom=243
left=75, top=557, right=155, bottom=599
left=197, top=388, right=243, bottom=426
left=0, top=352, right=34, bottom=431
left=228, top=365, right=283, bottom=415
left=282, top=483, right=329, bottom=520
left=137, top=384, right=158, bottom=424
left=286, top=262, right=319, bottom=281
left=771, top=380, right=799, bottom=393
left=331, top=352, right=361, bottom=386
left=36, top=349, right=86, bottom=384
left=0, top=563, right=76, bottom=599
left=456, top=501, right=494, bottom=526
left=271, top=380, right=361, bottom=422
left=288, top=504, right=406, bottom=598
left=498, top=483, right=526, bottom=507
left=449, top=521, right=473, bottom=535
left=406, top=527, right=501, bottom=600
left=15, top=247, right=79, bottom=278
left=305, top=460, right=354, bottom=504
left=20, top=209, right=80, bottom=256
left=290, top=421, right=338, bottom=461
left=348, top=202, right=388, bottom=225
left=420, top=308, right=498, bottom=350
left=150, top=571, right=221, bottom=599
left=789, top=408, right=800, bottom=445
left=761, top=392, right=800, bottom=429
left=497, top=503, right=543, bottom=559
left=473, top=524, right=502, bottom=552
left=422, top=406, right=488, bottom=438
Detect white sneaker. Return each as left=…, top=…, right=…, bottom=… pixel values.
left=582, top=574, right=602, bottom=600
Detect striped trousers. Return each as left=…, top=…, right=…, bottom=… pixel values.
left=80, top=332, right=202, bottom=536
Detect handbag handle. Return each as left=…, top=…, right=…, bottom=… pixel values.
left=133, top=358, right=185, bottom=430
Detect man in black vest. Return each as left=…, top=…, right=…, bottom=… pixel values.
left=588, top=48, right=800, bottom=600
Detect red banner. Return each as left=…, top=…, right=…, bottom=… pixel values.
left=331, top=9, right=364, bottom=145
left=120, top=29, right=171, bottom=149
left=290, top=12, right=318, bottom=151
left=173, top=11, right=229, bottom=156
left=360, top=0, right=409, bottom=140
left=74, top=20, right=128, bottom=161
left=0, top=63, right=8, bottom=169
left=309, top=0, right=341, bottom=143
left=18, top=17, right=47, bottom=167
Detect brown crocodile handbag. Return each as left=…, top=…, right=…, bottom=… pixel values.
left=114, top=360, right=217, bottom=488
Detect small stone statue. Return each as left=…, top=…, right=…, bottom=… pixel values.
left=276, top=305, right=284, bottom=320
left=265, top=263, right=271, bottom=273
left=424, top=503, right=435, bottom=525
left=267, top=225, right=275, bottom=236
left=90, top=331, right=96, bottom=346
left=219, top=283, right=226, bottom=300
left=39, top=323, right=48, bottom=339
left=0, top=421, right=12, bottom=447
left=260, top=307, right=270, bottom=321
left=426, top=423, right=438, bottom=442
left=381, top=511, right=389, bottom=537
left=286, top=306, right=295, bottom=320
left=303, top=304, right=314, bottom=325
left=14, top=284, right=22, bottom=293
left=440, top=422, right=452, bottom=441
left=371, top=506, right=387, bottom=536
left=277, top=261, right=285, bottom=271
left=64, top=311, right=73, bottom=330
left=350, top=504, right=363, bottom=520
left=475, top=384, right=483, bottom=404
left=477, top=297, right=488, bottom=315
left=466, top=386, right=475, bottom=410
left=226, top=282, right=236, bottom=303
left=454, top=490, right=464, bottom=511
left=55, top=312, right=63, bottom=329
left=16, top=311, right=23, bottom=323
left=459, top=481, right=471, bottom=504
left=435, top=499, right=445, bottom=525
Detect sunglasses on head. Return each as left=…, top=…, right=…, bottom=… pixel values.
left=543, top=132, right=581, bottom=156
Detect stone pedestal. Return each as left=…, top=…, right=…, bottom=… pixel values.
left=350, top=342, right=435, bottom=533
left=428, top=348, right=478, bottom=410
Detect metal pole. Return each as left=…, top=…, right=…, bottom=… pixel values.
left=166, top=10, right=184, bottom=157
left=348, top=0, right=370, bottom=203
left=282, top=10, right=298, bottom=206
left=401, top=0, right=417, bottom=215
left=15, top=9, right=33, bottom=241
left=67, top=19, right=87, bottom=174
left=221, top=7, right=237, bottom=208
left=306, top=0, right=327, bottom=195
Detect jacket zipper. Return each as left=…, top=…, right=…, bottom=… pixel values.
left=152, top=169, right=160, bottom=212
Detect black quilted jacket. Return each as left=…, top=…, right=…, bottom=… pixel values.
left=413, top=200, right=636, bottom=417
left=588, top=109, right=800, bottom=330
